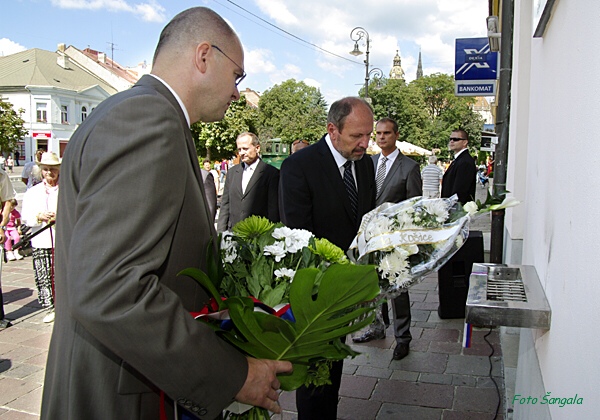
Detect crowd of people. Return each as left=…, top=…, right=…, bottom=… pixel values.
left=0, top=6, right=486, bottom=419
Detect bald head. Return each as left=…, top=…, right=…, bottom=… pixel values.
left=153, top=7, right=237, bottom=66
left=150, top=7, right=244, bottom=124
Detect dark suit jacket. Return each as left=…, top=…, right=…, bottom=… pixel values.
left=372, top=151, right=422, bottom=206
left=441, top=149, right=477, bottom=204
left=217, top=159, right=279, bottom=232
left=201, top=168, right=217, bottom=221
left=279, top=136, right=375, bottom=251
left=41, top=75, right=247, bottom=420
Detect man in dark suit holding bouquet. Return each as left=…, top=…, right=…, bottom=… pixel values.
left=279, top=97, right=376, bottom=419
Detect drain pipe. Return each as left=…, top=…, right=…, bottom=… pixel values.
left=489, top=0, right=514, bottom=264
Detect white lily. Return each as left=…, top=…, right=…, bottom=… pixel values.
left=489, top=196, right=520, bottom=211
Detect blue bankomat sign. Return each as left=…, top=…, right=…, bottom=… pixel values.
left=455, top=38, right=499, bottom=96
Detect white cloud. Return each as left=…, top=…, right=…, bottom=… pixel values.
left=245, top=48, right=277, bottom=74
left=255, top=0, right=299, bottom=26
left=50, top=0, right=166, bottom=22
left=0, top=38, right=27, bottom=56
left=303, top=78, right=321, bottom=89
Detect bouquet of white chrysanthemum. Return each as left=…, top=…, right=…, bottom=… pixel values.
left=348, top=195, right=470, bottom=293
left=348, top=192, right=520, bottom=295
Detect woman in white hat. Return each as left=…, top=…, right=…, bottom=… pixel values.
left=21, top=152, right=61, bottom=323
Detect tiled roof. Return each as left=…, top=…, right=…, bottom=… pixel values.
left=0, top=48, right=117, bottom=94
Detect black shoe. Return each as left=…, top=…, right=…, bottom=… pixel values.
left=352, top=330, right=385, bottom=343
left=0, top=318, right=11, bottom=329
left=392, top=343, right=409, bottom=360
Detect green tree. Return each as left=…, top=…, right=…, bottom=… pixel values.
left=368, top=78, right=431, bottom=147
left=258, top=79, right=327, bottom=144
left=0, top=100, right=27, bottom=154
left=412, top=73, right=484, bottom=160
left=191, top=97, right=259, bottom=161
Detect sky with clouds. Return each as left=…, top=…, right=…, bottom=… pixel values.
left=2, top=0, right=489, bottom=105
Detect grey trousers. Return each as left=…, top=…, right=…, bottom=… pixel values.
left=373, top=291, right=412, bottom=345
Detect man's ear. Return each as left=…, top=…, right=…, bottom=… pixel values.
left=195, top=43, right=211, bottom=74
left=326, top=122, right=337, bottom=138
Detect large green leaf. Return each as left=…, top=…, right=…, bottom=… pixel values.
left=220, top=264, right=379, bottom=388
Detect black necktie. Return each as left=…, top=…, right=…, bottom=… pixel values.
left=343, top=161, right=358, bottom=220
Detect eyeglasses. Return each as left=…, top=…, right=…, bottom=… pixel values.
left=211, top=45, right=246, bottom=86
left=449, top=137, right=467, bottom=142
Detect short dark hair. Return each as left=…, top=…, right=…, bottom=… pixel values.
left=328, top=97, right=373, bottom=132
left=452, top=129, right=469, bottom=141
left=376, top=117, right=398, bottom=133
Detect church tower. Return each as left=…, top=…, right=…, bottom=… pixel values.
left=389, top=50, right=405, bottom=81
left=416, top=49, right=423, bottom=79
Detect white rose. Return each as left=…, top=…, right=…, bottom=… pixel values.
left=463, top=201, right=478, bottom=215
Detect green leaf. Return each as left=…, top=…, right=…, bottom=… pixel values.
left=178, top=268, right=224, bottom=311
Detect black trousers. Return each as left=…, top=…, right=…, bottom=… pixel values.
left=296, top=358, right=343, bottom=420
left=381, top=290, right=412, bottom=345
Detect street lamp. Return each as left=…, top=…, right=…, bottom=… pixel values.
left=349, top=27, right=381, bottom=100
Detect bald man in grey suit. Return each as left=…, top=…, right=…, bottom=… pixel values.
left=41, top=7, right=290, bottom=419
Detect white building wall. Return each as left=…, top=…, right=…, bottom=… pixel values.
left=509, top=0, right=600, bottom=418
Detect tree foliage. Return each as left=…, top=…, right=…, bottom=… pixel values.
left=258, top=79, right=327, bottom=144
left=0, top=100, right=27, bottom=154
left=365, top=73, right=485, bottom=161
left=191, top=97, right=259, bottom=161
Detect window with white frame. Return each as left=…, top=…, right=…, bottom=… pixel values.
left=36, top=103, right=47, bottom=122
left=61, top=105, right=68, bottom=124
left=81, top=106, right=88, bottom=122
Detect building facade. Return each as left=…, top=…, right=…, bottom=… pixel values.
left=496, top=0, right=598, bottom=418
left=0, top=46, right=134, bottom=163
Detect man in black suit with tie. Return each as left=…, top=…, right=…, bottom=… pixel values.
left=352, top=118, right=422, bottom=361
left=217, top=132, right=280, bottom=232
left=441, top=129, right=477, bottom=204
left=279, top=97, right=376, bottom=420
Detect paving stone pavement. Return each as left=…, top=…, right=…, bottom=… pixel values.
left=0, top=173, right=502, bottom=419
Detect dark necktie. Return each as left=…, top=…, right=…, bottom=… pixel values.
left=343, top=161, right=358, bottom=220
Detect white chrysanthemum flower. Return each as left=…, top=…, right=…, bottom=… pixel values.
left=396, top=211, right=415, bottom=229
left=365, top=216, right=393, bottom=240
left=463, top=201, right=478, bottom=215
left=264, top=242, right=287, bottom=262
left=275, top=268, right=296, bottom=282
left=455, top=235, right=464, bottom=249
left=273, top=227, right=312, bottom=253
left=422, top=200, right=449, bottom=224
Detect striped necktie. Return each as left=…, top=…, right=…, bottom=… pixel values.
left=343, top=161, right=358, bottom=220
left=375, top=155, right=388, bottom=197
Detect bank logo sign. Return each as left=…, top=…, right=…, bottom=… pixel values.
left=455, top=38, right=499, bottom=96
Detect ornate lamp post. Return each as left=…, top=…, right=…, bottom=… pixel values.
left=349, top=27, right=383, bottom=100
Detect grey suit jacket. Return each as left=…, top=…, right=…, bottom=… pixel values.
left=217, top=159, right=279, bottom=232
left=41, top=75, right=247, bottom=420
left=372, top=151, right=422, bottom=206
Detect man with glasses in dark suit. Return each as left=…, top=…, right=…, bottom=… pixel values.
left=442, top=129, right=477, bottom=204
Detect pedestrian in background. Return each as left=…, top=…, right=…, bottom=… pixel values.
left=21, top=151, right=61, bottom=323
left=0, top=166, right=16, bottom=329
left=4, top=198, right=24, bottom=261
left=22, top=149, right=44, bottom=190
left=6, top=156, right=13, bottom=173
left=422, top=155, right=444, bottom=198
